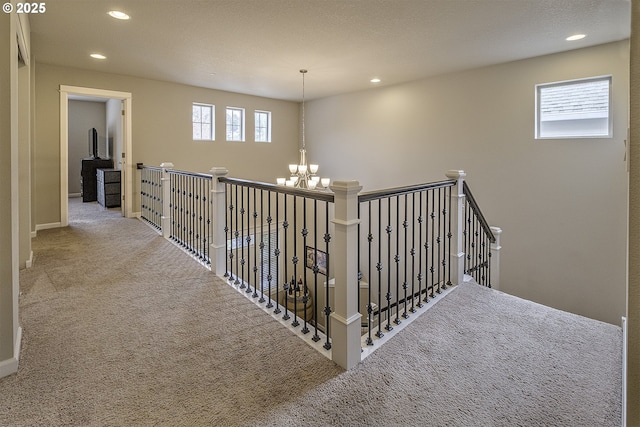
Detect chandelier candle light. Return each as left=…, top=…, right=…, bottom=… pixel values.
left=277, top=69, right=330, bottom=190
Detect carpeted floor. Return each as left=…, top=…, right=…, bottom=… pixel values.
left=0, top=198, right=622, bottom=426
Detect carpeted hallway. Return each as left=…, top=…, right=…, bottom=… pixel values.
left=0, top=198, right=622, bottom=426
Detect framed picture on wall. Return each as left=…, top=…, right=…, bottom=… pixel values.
left=306, top=246, right=328, bottom=276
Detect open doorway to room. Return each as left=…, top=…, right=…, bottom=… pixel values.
left=59, top=86, right=132, bottom=226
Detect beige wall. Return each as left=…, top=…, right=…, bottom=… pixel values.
left=306, top=41, right=629, bottom=325
left=0, top=5, right=22, bottom=376
left=627, top=0, right=639, bottom=422
left=34, top=63, right=300, bottom=225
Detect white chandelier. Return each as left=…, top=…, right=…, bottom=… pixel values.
left=277, top=69, right=330, bottom=190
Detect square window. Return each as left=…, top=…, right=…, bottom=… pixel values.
left=536, top=76, right=612, bottom=139
left=193, top=103, right=214, bottom=141
left=226, top=107, right=245, bottom=142
left=255, top=110, right=272, bottom=142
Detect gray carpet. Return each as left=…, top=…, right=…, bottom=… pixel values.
left=0, top=198, right=622, bottom=426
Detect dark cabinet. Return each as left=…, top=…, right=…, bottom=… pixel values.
left=97, top=168, right=121, bottom=208
left=81, top=158, right=113, bottom=202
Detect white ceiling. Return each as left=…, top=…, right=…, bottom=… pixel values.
left=29, top=0, right=631, bottom=101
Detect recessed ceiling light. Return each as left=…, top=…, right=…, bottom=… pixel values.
left=90, top=53, right=107, bottom=60
left=566, top=34, right=586, bottom=41
left=370, top=78, right=381, bottom=83
left=108, top=10, right=130, bottom=20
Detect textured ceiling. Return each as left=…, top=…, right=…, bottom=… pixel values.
left=29, top=0, right=631, bottom=101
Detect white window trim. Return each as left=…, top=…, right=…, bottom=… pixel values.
left=255, top=110, right=272, bottom=143
left=535, top=75, right=612, bottom=140
left=192, top=103, right=215, bottom=141
left=226, top=106, right=245, bottom=142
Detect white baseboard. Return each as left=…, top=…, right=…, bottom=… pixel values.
left=36, top=222, right=62, bottom=231
left=25, top=250, right=33, bottom=268
left=30, top=230, right=36, bottom=238
left=68, top=193, right=81, bottom=198
left=0, top=326, right=22, bottom=379
left=622, top=316, right=627, bottom=427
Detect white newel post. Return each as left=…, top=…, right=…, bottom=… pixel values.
left=210, top=167, right=229, bottom=277
left=330, top=180, right=363, bottom=370
left=160, top=162, right=174, bottom=239
left=445, top=170, right=466, bottom=286
left=490, top=226, right=502, bottom=290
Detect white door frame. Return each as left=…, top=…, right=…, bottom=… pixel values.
left=59, top=85, right=133, bottom=226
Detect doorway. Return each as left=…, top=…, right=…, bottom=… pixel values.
left=59, top=86, right=133, bottom=226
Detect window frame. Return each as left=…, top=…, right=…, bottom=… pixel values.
left=226, top=106, right=245, bottom=142
left=254, top=110, right=272, bottom=143
left=535, top=75, right=612, bottom=140
left=192, top=102, right=215, bottom=141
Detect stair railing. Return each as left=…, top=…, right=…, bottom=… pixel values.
left=139, top=165, right=501, bottom=370
left=462, top=181, right=498, bottom=287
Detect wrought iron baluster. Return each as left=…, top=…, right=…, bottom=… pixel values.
left=393, top=196, right=401, bottom=326
left=487, top=234, right=492, bottom=288
left=181, top=174, right=185, bottom=245
left=251, top=188, right=259, bottom=298
left=171, top=173, right=177, bottom=241
left=224, top=183, right=230, bottom=277
left=301, top=197, right=309, bottom=334
left=240, top=185, right=246, bottom=289
left=312, top=199, right=320, bottom=342
left=472, top=214, right=477, bottom=281
left=260, top=189, right=267, bottom=304
left=385, top=197, right=393, bottom=332
left=189, top=176, right=194, bottom=252
left=233, top=184, right=240, bottom=285
left=357, top=201, right=361, bottom=336
left=206, top=179, right=212, bottom=264
left=402, top=194, right=409, bottom=319
left=429, top=189, right=435, bottom=299
left=292, top=195, right=300, bottom=327
left=411, top=192, right=418, bottom=312
left=447, top=185, right=452, bottom=287
left=436, top=187, right=442, bottom=294
left=246, top=186, right=252, bottom=294
left=274, top=192, right=281, bottom=314
left=282, top=194, right=290, bottom=321
left=196, top=178, right=201, bottom=258
left=376, top=199, right=383, bottom=339
left=366, top=200, right=374, bottom=345
left=261, top=190, right=277, bottom=308
left=323, top=201, right=332, bottom=350
left=482, top=225, right=487, bottom=285
left=198, top=178, right=202, bottom=260
left=192, top=176, right=196, bottom=253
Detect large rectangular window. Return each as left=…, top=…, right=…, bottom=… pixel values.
left=226, top=107, right=245, bottom=142
left=255, top=110, right=272, bottom=142
left=192, top=103, right=214, bottom=141
left=536, top=76, right=612, bottom=139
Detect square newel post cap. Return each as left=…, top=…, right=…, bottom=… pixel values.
left=445, top=170, right=466, bottom=180
left=209, top=167, right=229, bottom=177
left=490, top=226, right=502, bottom=243
left=160, top=162, right=174, bottom=169
left=330, top=180, right=362, bottom=195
